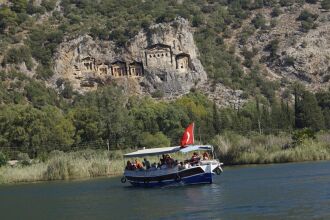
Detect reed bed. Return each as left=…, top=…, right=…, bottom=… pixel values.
left=1, top=132, right=330, bottom=184
left=0, top=149, right=126, bottom=184
left=211, top=132, right=330, bottom=165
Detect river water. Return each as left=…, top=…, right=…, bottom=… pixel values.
left=1, top=161, right=330, bottom=220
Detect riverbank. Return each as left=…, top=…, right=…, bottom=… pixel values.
left=211, top=131, right=330, bottom=164
left=0, top=150, right=125, bottom=184
left=1, top=132, right=330, bottom=184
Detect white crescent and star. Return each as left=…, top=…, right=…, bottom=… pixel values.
left=186, top=132, right=190, bottom=142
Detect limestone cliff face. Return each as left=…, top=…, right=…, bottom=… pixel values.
left=226, top=3, right=330, bottom=92
left=53, top=18, right=207, bottom=96
left=266, top=4, right=330, bottom=90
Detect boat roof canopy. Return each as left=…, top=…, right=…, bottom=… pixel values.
left=123, top=145, right=213, bottom=158
left=180, top=145, right=213, bottom=153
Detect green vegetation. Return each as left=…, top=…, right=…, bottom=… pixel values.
left=0, top=152, right=7, bottom=167
left=0, top=132, right=329, bottom=184
left=1, top=0, right=307, bottom=95
left=321, top=0, right=330, bottom=10
left=0, top=149, right=124, bottom=184
left=297, top=10, right=318, bottom=32
left=0, top=71, right=329, bottom=158
left=212, top=132, right=330, bottom=165
left=0, top=0, right=329, bottom=184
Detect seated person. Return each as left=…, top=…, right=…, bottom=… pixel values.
left=143, top=158, right=151, bottom=169
left=184, top=161, right=191, bottom=169
left=178, top=162, right=185, bottom=170
left=135, top=159, right=144, bottom=170
left=190, top=152, right=201, bottom=165
left=165, top=155, right=175, bottom=168
left=202, top=152, right=209, bottom=160
left=150, top=162, right=157, bottom=171
left=160, top=154, right=166, bottom=166
left=125, top=160, right=134, bottom=170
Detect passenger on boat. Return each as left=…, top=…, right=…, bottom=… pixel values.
left=160, top=154, right=166, bottom=166
left=135, top=159, right=144, bottom=170
left=178, top=162, right=185, bottom=170
left=184, top=162, right=191, bottom=169
left=125, top=160, right=135, bottom=170
left=143, top=158, right=151, bottom=169
left=202, top=152, right=209, bottom=160
left=150, top=162, right=157, bottom=170
left=165, top=154, right=175, bottom=168
left=190, top=152, right=201, bottom=165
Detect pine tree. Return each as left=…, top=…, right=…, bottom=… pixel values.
left=295, top=90, right=325, bottom=131
left=213, top=101, right=221, bottom=134
left=294, top=85, right=304, bottom=129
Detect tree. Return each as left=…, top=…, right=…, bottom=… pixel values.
left=266, top=39, right=279, bottom=58
left=0, top=6, right=17, bottom=33
left=10, top=0, right=28, bottom=13
left=0, top=105, right=74, bottom=157
left=321, top=0, right=330, bottom=10
left=295, top=89, right=325, bottom=131
left=251, top=13, right=266, bottom=29
left=316, top=91, right=330, bottom=129
left=213, top=101, right=221, bottom=134
left=0, top=152, right=7, bottom=167
left=138, top=132, right=170, bottom=148
left=90, top=86, right=133, bottom=148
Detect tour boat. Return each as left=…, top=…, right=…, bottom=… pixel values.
left=120, top=123, right=223, bottom=187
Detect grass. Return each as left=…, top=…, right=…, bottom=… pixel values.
left=211, top=132, right=330, bottom=165
left=1, top=132, right=330, bottom=184
left=0, top=149, right=126, bottom=184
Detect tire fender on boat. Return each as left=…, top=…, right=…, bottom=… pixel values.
left=121, top=176, right=127, bottom=183
left=175, top=174, right=182, bottom=182
left=215, top=167, right=222, bottom=175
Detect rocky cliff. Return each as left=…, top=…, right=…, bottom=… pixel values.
left=53, top=18, right=207, bottom=96
left=227, top=3, right=330, bottom=92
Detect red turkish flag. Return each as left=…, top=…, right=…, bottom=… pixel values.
left=180, top=123, right=194, bottom=147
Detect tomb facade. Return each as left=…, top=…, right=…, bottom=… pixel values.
left=111, top=61, right=127, bottom=77
left=175, top=53, right=191, bottom=72
left=97, top=63, right=108, bottom=75
left=145, top=44, right=173, bottom=69
left=81, top=56, right=95, bottom=72
left=129, top=62, right=144, bottom=77
left=73, top=43, right=190, bottom=82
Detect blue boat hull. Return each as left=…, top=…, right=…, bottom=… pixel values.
left=128, top=172, right=213, bottom=187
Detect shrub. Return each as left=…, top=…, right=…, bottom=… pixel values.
left=36, top=64, right=54, bottom=79
left=266, top=39, right=279, bottom=57
left=0, top=152, right=7, bottom=167
left=2, top=46, right=33, bottom=69
left=284, top=56, right=295, bottom=66
left=292, top=128, right=316, bottom=146
left=298, top=10, right=318, bottom=21
left=151, top=90, right=164, bottom=98
left=61, top=81, right=74, bottom=99
left=251, top=13, right=266, bottom=29
left=279, top=0, right=294, bottom=6
left=306, top=0, right=318, bottom=4
left=138, top=132, right=170, bottom=148
left=41, top=0, right=57, bottom=12
left=17, top=152, right=31, bottom=166
left=301, top=20, right=317, bottom=32
left=321, top=0, right=330, bottom=9
left=271, top=7, right=282, bottom=17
